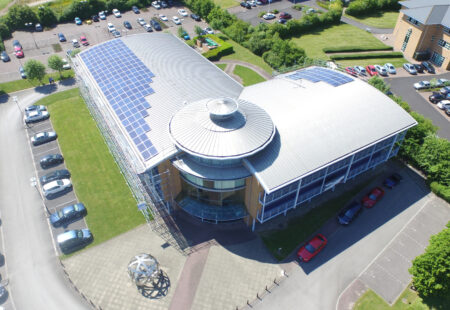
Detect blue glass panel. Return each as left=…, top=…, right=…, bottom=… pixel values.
left=286, top=67, right=353, bottom=87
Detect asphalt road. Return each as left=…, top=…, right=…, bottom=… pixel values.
left=385, top=72, right=450, bottom=140
left=0, top=85, right=89, bottom=310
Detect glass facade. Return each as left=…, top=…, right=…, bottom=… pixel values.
left=180, top=172, right=246, bottom=191
left=257, top=131, right=407, bottom=223
left=188, top=155, right=242, bottom=168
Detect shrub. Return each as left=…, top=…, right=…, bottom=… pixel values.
left=330, top=51, right=403, bottom=60
left=346, top=0, right=401, bottom=17
left=272, top=9, right=279, bottom=14
left=293, top=4, right=302, bottom=11
left=200, top=35, right=233, bottom=61
left=430, top=182, right=450, bottom=202
left=0, top=22, right=11, bottom=40
left=323, top=46, right=393, bottom=53
left=258, top=11, right=266, bottom=18
left=0, top=38, right=4, bottom=52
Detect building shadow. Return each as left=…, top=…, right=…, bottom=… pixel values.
left=137, top=270, right=170, bottom=300
left=59, top=78, right=76, bottom=87
left=0, top=93, right=9, bottom=104
left=34, top=83, right=58, bottom=95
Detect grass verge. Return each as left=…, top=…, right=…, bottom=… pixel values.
left=213, top=0, right=239, bottom=9
left=337, top=57, right=407, bottom=68
left=0, top=0, right=12, bottom=10
left=344, top=11, right=399, bottom=29
left=233, top=65, right=266, bottom=86
left=35, top=89, right=145, bottom=248
left=219, top=34, right=273, bottom=74
left=216, top=63, right=227, bottom=70
left=0, top=70, right=74, bottom=95
left=260, top=179, right=374, bottom=261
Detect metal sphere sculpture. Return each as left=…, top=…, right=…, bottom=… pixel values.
left=127, top=253, right=160, bottom=286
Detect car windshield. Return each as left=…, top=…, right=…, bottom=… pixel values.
left=77, top=231, right=83, bottom=238
left=305, top=243, right=316, bottom=253
left=344, top=209, right=355, bottom=217
left=57, top=210, right=64, bottom=218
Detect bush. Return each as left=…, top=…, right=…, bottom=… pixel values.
left=430, top=182, right=450, bottom=202
left=323, top=46, right=393, bottom=53
left=37, top=4, right=58, bottom=27
left=201, top=35, right=233, bottom=61
left=293, top=4, right=302, bottom=11
left=0, top=39, right=4, bottom=52
left=272, top=9, right=279, bottom=14
left=0, top=22, right=11, bottom=40
left=4, top=5, right=38, bottom=31
left=330, top=51, right=403, bottom=60
left=346, top=0, right=401, bottom=17
left=258, top=11, right=266, bottom=18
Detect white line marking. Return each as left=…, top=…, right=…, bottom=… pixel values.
left=33, top=147, right=60, bottom=157
left=51, top=199, right=77, bottom=211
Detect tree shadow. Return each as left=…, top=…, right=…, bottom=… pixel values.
left=420, top=293, right=450, bottom=310
left=0, top=93, right=9, bottom=104
left=34, top=83, right=58, bottom=94
left=136, top=270, right=171, bottom=300
left=59, top=78, right=76, bottom=87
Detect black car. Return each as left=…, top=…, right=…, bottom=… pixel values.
left=278, top=18, right=287, bottom=24
left=190, top=13, right=201, bottom=21
left=240, top=1, right=251, bottom=9
left=161, top=1, right=168, bottom=8
left=92, top=15, right=99, bottom=22
left=50, top=203, right=86, bottom=227
left=40, top=169, right=71, bottom=185
left=337, top=201, right=362, bottom=225
left=1, top=51, right=10, bottom=62
left=132, top=5, right=140, bottom=14
left=40, top=154, right=64, bottom=168
left=35, top=23, right=43, bottom=31
left=429, top=92, right=445, bottom=103
left=421, top=61, right=435, bottom=73
left=150, top=19, right=162, bottom=31
left=57, top=229, right=93, bottom=254
left=413, top=63, right=424, bottom=73
left=123, top=21, right=132, bottom=29
left=383, top=173, right=402, bottom=189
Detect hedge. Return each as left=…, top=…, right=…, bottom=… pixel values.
left=0, top=38, right=4, bottom=52
left=330, top=51, right=404, bottom=60
left=323, top=46, right=393, bottom=53
left=431, top=182, right=450, bottom=203
left=200, top=35, right=233, bottom=61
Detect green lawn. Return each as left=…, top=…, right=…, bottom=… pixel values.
left=35, top=89, right=145, bottom=248
left=355, top=288, right=428, bottom=310
left=0, top=0, right=12, bottom=10
left=216, top=63, right=227, bottom=71
left=219, top=35, right=273, bottom=74
left=213, top=0, right=239, bottom=8
left=344, top=11, right=399, bottom=29
left=337, top=57, right=407, bottom=68
left=260, top=178, right=374, bottom=261
left=233, top=65, right=266, bottom=86
left=0, top=70, right=74, bottom=95
left=292, top=23, right=391, bottom=60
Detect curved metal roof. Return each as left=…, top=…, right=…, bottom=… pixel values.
left=169, top=98, right=275, bottom=159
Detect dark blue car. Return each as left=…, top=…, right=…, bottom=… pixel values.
left=58, top=33, right=66, bottom=42
left=338, top=201, right=362, bottom=225
left=383, top=173, right=402, bottom=189
left=50, top=203, right=86, bottom=227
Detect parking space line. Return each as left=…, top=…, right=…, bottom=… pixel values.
left=402, top=231, right=427, bottom=248
left=33, top=147, right=60, bottom=157
left=51, top=199, right=78, bottom=211
left=372, top=261, right=407, bottom=285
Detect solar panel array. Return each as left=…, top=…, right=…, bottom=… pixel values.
left=80, top=39, right=157, bottom=161
left=287, top=67, right=353, bottom=87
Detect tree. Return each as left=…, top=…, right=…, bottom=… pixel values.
left=194, top=25, right=203, bottom=37
left=409, top=223, right=450, bottom=299
left=5, top=5, right=38, bottom=31
left=37, top=5, right=57, bottom=27
left=48, top=55, right=64, bottom=78
left=177, top=26, right=186, bottom=38
left=24, top=59, right=46, bottom=84
left=368, top=75, right=391, bottom=94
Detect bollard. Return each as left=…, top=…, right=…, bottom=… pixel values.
left=247, top=300, right=250, bottom=306
left=265, top=285, right=270, bottom=292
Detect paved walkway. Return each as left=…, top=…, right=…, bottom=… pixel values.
left=215, top=59, right=272, bottom=80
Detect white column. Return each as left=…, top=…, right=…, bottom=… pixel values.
left=344, top=154, right=355, bottom=183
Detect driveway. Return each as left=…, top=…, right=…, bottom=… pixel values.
left=230, top=1, right=302, bottom=26
left=0, top=84, right=90, bottom=310
left=385, top=72, right=450, bottom=140
left=252, top=162, right=449, bottom=310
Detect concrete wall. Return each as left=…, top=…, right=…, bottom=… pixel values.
left=393, top=12, right=425, bottom=56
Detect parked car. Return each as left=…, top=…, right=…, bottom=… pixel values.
left=161, top=0, right=169, bottom=8
left=132, top=5, right=140, bottom=14
left=137, top=18, right=146, bottom=26
left=25, top=110, right=49, bottom=124
left=278, top=18, right=287, bottom=24
left=72, top=39, right=80, bottom=48
left=263, top=13, right=276, bottom=20
left=297, top=234, right=327, bottom=262
left=440, top=86, right=450, bottom=96
left=31, top=131, right=57, bottom=146
left=152, top=1, right=161, bottom=9
left=13, top=40, right=24, bottom=58
left=107, top=22, right=115, bottom=32
left=15, top=49, right=24, bottom=58
left=437, top=100, right=450, bottom=110
left=434, top=78, right=449, bottom=87
left=354, top=66, right=366, bottom=76
left=123, top=21, right=132, bottom=29
left=279, top=12, right=292, bottom=19
left=429, top=92, right=446, bottom=103
left=362, top=187, right=385, bottom=208
left=74, top=17, right=82, bottom=25
left=190, top=13, right=201, bottom=21
left=178, top=9, right=188, bottom=17
left=58, top=33, right=66, bottom=42
left=112, top=30, right=121, bottom=37
left=12, top=39, right=22, bottom=49
left=40, top=169, right=71, bottom=185
left=80, top=36, right=89, bottom=46
left=99, top=11, right=106, bottom=20
left=35, top=23, right=43, bottom=31
left=384, top=63, right=396, bottom=74
left=403, top=63, right=417, bottom=75
left=159, top=14, right=168, bottom=21
left=150, top=19, right=162, bottom=31
left=19, top=66, right=26, bottom=79
left=345, top=67, right=357, bottom=77
left=413, top=80, right=431, bottom=90
left=42, top=179, right=72, bottom=198
left=172, top=16, right=181, bottom=25
left=248, top=0, right=257, bottom=7
left=366, top=65, right=378, bottom=76
left=413, top=63, right=424, bottom=73
left=180, top=30, right=190, bottom=40
left=25, top=105, right=46, bottom=113
left=1, top=51, right=10, bottom=62
left=62, top=58, right=71, bottom=70
left=143, top=23, right=153, bottom=32
left=92, top=15, right=99, bottom=22
left=40, top=154, right=64, bottom=169
left=85, top=19, right=93, bottom=25
left=383, top=173, right=402, bottom=189
left=112, top=9, right=121, bottom=17
left=337, top=201, right=362, bottom=225
left=374, top=64, right=388, bottom=76
left=57, top=229, right=92, bottom=253
left=421, top=61, right=435, bottom=73
left=241, top=1, right=251, bottom=8
left=204, top=27, right=214, bottom=34
left=50, top=203, right=86, bottom=227
left=445, top=106, right=450, bottom=116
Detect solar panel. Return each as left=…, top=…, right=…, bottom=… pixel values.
left=80, top=39, right=157, bottom=161
left=287, top=67, right=353, bottom=87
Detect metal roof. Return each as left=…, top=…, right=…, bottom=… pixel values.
left=240, top=67, right=418, bottom=193
left=169, top=98, right=275, bottom=159
left=400, top=0, right=450, bottom=27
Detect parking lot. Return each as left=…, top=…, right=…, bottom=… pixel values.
left=1, top=4, right=209, bottom=83
left=25, top=111, right=88, bottom=255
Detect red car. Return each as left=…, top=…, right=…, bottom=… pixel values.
left=345, top=67, right=357, bottom=77
left=297, top=234, right=327, bottom=262
left=80, top=36, right=89, bottom=46
left=362, top=187, right=385, bottom=208
left=14, top=46, right=24, bottom=58
left=366, top=65, right=378, bottom=76
left=279, top=12, right=292, bottom=19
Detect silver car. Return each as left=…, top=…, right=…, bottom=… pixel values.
left=374, top=65, right=388, bottom=76
left=42, top=179, right=72, bottom=198
left=384, top=63, right=396, bottom=74
left=403, top=63, right=417, bottom=75
left=25, top=110, right=49, bottom=124
left=354, top=66, right=367, bottom=76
